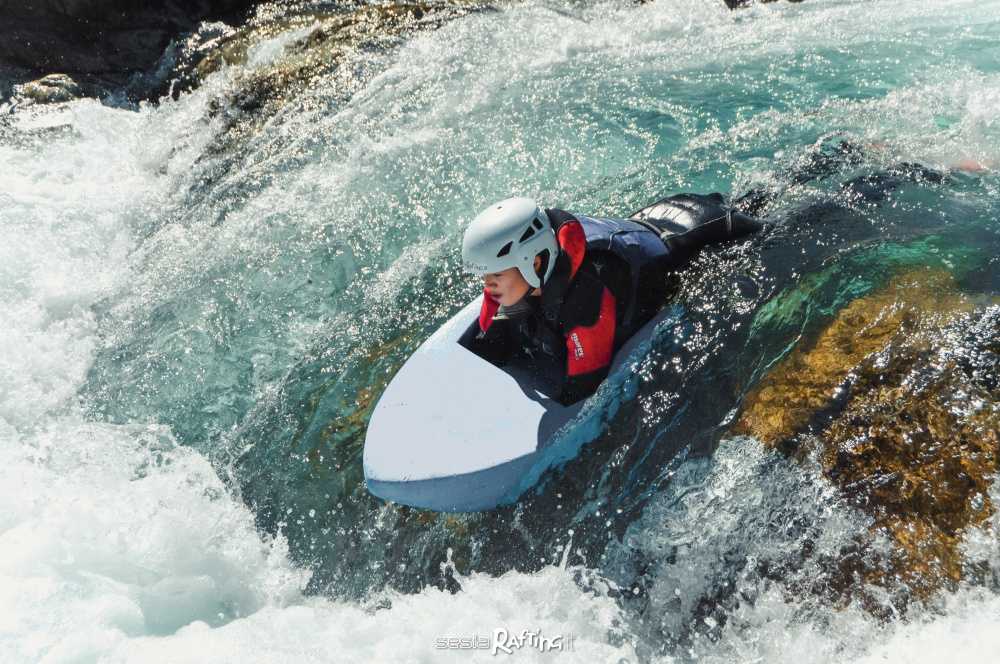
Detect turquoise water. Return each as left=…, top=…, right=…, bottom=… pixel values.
left=2, top=0, right=999, bottom=661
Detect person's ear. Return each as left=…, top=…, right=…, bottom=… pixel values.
left=533, top=255, right=542, bottom=271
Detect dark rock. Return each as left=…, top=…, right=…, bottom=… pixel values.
left=0, top=0, right=258, bottom=100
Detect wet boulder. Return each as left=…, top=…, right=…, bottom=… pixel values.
left=16, top=73, right=82, bottom=104
left=173, top=2, right=483, bottom=161
left=734, top=269, right=1000, bottom=602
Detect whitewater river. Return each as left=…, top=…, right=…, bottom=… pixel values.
left=2, top=0, right=999, bottom=661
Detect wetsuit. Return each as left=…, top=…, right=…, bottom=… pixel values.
left=461, top=138, right=958, bottom=406
left=461, top=196, right=762, bottom=405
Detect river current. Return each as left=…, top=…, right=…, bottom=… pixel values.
left=2, top=0, right=999, bottom=661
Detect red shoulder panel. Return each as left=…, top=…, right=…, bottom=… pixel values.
left=565, top=286, right=616, bottom=376
left=557, top=219, right=586, bottom=281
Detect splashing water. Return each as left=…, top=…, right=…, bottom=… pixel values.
left=2, top=0, right=999, bottom=661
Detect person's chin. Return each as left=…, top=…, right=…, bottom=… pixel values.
left=504, top=293, right=530, bottom=307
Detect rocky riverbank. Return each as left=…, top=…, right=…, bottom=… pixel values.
left=0, top=0, right=258, bottom=101
left=735, top=268, right=1000, bottom=608
left=1, top=0, right=810, bottom=105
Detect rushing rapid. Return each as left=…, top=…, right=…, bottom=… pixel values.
left=2, top=0, right=999, bottom=661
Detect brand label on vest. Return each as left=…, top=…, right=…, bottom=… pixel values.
left=570, top=332, right=584, bottom=359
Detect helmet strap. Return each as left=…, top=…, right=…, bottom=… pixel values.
left=535, top=249, right=551, bottom=289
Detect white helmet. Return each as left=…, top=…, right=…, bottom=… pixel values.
left=462, top=197, right=558, bottom=289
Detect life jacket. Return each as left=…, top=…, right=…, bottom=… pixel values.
left=539, top=210, right=671, bottom=341
left=542, top=192, right=764, bottom=339
left=575, top=214, right=672, bottom=333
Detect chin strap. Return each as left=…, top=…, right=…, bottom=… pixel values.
left=495, top=298, right=533, bottom=321
left=535, top=247, right=555, bottom=290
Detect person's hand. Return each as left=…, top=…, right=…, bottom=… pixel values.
left=952, top=158, right=994, bottom=173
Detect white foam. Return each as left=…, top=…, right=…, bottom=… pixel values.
left=856, top=590, right=1000, bottom=664
left=0, top=419, right=633, bottom=663
left=2, top=0, right=999, bottom=660
left=0, top=100, right=143, bottom=427
left=617, top=438, right=1000, bottom=664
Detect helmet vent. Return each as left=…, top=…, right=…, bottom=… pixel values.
left=496, top=241, right=513, bottom=258
left=518, top=226, right=536, bottom=243
left=532, top=218, right=543, bottom=230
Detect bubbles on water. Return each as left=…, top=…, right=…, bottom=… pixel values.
left=603, top=438, right=893, bottom=663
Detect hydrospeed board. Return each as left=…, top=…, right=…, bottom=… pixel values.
left=363, top=296, right=671, bottom=512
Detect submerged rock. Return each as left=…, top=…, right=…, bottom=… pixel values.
left=171, top=2, right=484, bottom=172
left=734, top=268, right=1000, bottom=602
left=736, top=270, right=974, bottom=444
left=819, top=308, right=998, bottom=595
left=201, top=3, right=480, bottom=99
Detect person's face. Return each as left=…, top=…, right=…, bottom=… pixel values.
left=483, top=267, right=531, bottom=306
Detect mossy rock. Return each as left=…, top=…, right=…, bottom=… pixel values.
left=734, top=267, right=999, bottom=601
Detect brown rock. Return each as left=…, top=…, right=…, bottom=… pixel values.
left=735, top=269, right=972, bottom=444
left=734, top=268, right=999, bottom=602
left=192, top=2, right=479, bottom=156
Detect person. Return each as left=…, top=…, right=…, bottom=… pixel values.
left=457, top=136, right=992, bottom=406
left=459, top=194, right=763, bottom=405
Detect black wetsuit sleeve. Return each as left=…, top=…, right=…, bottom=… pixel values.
left=458, top=317, right=515, bottom=367
left=558, top=370, right=609, bottom=406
